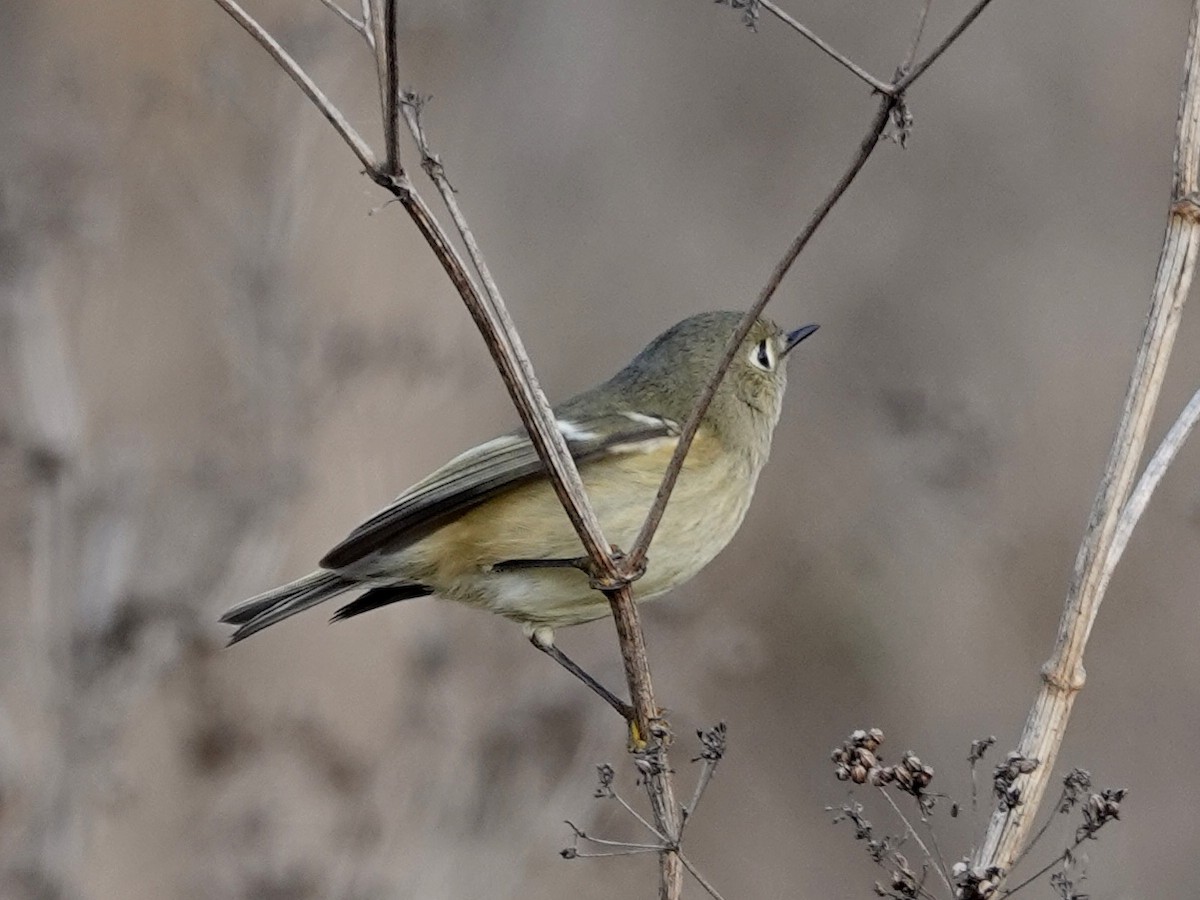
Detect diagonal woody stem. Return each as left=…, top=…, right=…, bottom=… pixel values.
left=627, top=0, right=999, bottom=572
left=972, top=0, right=1200, bottom=880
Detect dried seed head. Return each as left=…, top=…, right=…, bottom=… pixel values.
left=968, top=736, right=996, bottom=764
left=831, top=727, right=889, bottom=784
left=1077, top=787, right=1126, bottom=840
left=952, top=863, right=1004, bottom=900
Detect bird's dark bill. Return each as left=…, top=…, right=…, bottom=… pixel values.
left=783, top=323, right=819, bottom=354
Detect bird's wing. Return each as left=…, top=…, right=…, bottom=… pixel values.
left=319, top=412, right=679, bottom=570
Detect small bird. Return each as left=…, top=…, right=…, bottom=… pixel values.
left=221, top=311, right=817, bottom=712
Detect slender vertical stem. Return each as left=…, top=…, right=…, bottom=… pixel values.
left=381, top=0, right=401, bottom=173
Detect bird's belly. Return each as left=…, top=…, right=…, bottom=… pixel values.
left=373, top=433, right=761, bottom=628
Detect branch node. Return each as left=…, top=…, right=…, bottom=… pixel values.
left=588, top=548, right=645, bottom=592
left=1171, top=192, right=1200, bottom=221
left=1039, top=661, right=1086, bottom=693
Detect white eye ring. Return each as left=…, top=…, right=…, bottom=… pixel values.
left=750, top=338, right=774, bottom=371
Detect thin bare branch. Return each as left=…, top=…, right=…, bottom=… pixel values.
left=973, top=0, right=1200, bottom=878
left=681, top=760, right=717, bottom=830
left=627, top=95, right=892, bottom=570
left=397, top=93, right=619, bottom=579
left=897, top=0, right=998, bottom=90
left=899, top=0, right=935, bottom=74
left=209, top=0, right=378, bottom=173
left=381, top=0, right=401, bottom=172
left=395, top=90, right=682, bottom=897
left=1106, top=385, right=1200, bottom=579
left=363, top=1, right=390, bottom=153
left=758, top=0, right=892, bottom=94
left=615, top=793, right=668, bottom=842
left=1012, top=785, right=1069, bottom=867
left=568, top=828, right=666, bottom=852
left=681, top=724, right=726, bottom=832
left=629, top=0, right=998, bottom=571
left=678, top=853, right=728, bottom=900
left=315, top=0, right=370, bottom=42
left=879, top=789, right=954, bottom=897
left=394, top=106, right=675, bottom=865
left=920, top=810, right=953, bottom=896
left=1001, top=841, right=1082, bottom=898
left=570, top=847, right=662, bottom=859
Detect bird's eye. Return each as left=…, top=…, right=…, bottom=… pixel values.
left=752, top=339, right=774, bottom=371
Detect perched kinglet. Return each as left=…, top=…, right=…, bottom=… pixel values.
left=222, top=311, right=816, bottom=703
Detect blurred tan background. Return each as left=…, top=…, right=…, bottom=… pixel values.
left=3, top=0, right=1199, bottom=897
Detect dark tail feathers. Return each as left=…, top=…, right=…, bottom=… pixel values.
left=221, top=572, right=432, bottom=644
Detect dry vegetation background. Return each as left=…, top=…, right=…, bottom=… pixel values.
left=2, top=0, right=1199, bottom=897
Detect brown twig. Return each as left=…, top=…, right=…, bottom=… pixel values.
left=210, top=1, right=679, bottom=891
left=972, top=0, right=1200, bottom=881
left=899, top=0, right=935, bottom=74
left=896, top=0, right=997, bottom=91
left=315, top=0, right=369, bottom=42
left=381, top=0, right=401, bottom=173
left=758, top=0, right=893, bottom=94
left=627, top=0, right=999, bottom=571
left=209, top=0, right=377, bottom=172
left=878, top=789, right=954, bottom=897
left=626, top=94, right=892, bottom=570
left=393, top=97, right=682, bottom=873
left=678, top=853, right=728, bottom=900
left=395, top=94, right=621, bottom=579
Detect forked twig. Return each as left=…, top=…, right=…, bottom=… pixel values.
left=899, top=0, right=935, bottom=74
left=625, top=95, right=891, bottom=570
left=1107, top=385, right=1200, bottom=577
left=678, top=853, right=728, bottom=900
left=209, top=0, right=680, bottom=890
left=758, top=0, right=892, bottom=93
left=627, top=0, right=999, bottom=571
left=210, top=0, right=377, bottom=171
left=395, top=93, right=619, bottom=577
left=896, top=0, right=996, bottom=90
left=879, top=789, right=954, bottom=897
left=315, top=0, right=369, bottom=42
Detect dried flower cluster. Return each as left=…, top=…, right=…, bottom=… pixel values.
left=1058, top=768, right=1093, bottom=812
left=951, top=861, right=1003, bottom=899
left=831, top=729, right=935, bottom=806
left=714, top=0, right=762, bottom=30
left=1050, top=868, right=1090, bottom=900
left=693, top=722, right=727, bottom=763
left=992, top=751, right=1039, bottom=811
left=1076, top=788, right=1125, bottom=842
left=968, top=736, right=996, bottom=766
left=829, top=800, right=891, bottom=864
left=832, top=728, right=886, bottom=785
